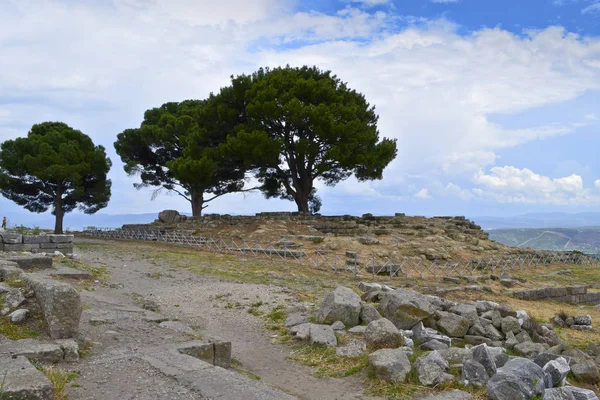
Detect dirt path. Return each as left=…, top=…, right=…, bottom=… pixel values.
left=69, top=238, right=381, bottom=400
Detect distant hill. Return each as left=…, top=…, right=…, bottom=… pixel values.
left=474, top=212, right=600, bottom=230
left=4, top=212, right=166, bottom=231
left=488, top=227, right=600, bottom=253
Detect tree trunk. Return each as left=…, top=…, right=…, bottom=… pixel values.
left=294, top=191, right=310, bottom=213
left=54, top=195, right=64, bottom=234
left=191, top=192, right=205, bottom=217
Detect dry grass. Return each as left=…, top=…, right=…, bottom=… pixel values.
left=287, top=344, right=369, bottom=378
left=41, top=366, right=80, bottom=400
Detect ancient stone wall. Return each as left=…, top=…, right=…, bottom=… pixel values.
left=510, top=285, right=600, bottom=304
left=0, top=233, right=73, bottom=254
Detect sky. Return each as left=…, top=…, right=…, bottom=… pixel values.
left=2, top=0, right=600, bottom=227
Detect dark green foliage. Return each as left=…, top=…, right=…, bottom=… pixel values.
left=0, top=122, right=111, bottom=233
left=222, top=65, right=397, bottom=213
left=114, top=98, right=249, bottom=216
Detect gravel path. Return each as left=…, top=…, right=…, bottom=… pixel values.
left=68, top=238, right=380, bottom=400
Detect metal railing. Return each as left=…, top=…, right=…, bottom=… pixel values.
left=81, top=227, right=600, bottom=281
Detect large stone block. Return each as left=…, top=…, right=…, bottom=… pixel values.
left=4, top=243, right=41, bottom=252
left=39, top=243, right=74, bottom=250
left=0, top=356, right=53, bottom=399
left=22, top=235, right=51, bottom=244
left=24, top=274, right=82, bottom=339
left=380, top=289, right=436, bottom=330
left=6, top=255, right=53, bottom=269
left=0, top=232, right=22, bottom=244
left=316, top=286, right=362, bottom=327
left=48, top=234, right=74, bottom=243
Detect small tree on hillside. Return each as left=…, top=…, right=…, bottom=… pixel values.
left=222, top=66, right=398, bottom=213
left=0, top=122, right=112, bottom=233
left=114, top=97, right=252, bottom=216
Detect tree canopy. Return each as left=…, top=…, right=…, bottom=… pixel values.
left=0, top=122, right=112, bottom=233
left=114, top=97, right=250, bottom=216
left=221, top=65, right=398, bottom=213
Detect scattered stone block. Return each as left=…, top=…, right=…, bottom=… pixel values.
left=0, top=356, right=52, bottom=399
left=316, top=286, right=362, bottom=327
left=336, top=339, right=366, bottom=358
left=487, top=358, right=545, bottom=400
left=7, top=255, right=53, bottom=270
left=460, top=359, right=489, bottom=387
left=309, top=324, right=337, bottom=347
left=9, top=308, right=28, bottom=323
left=380, top=289, right=436, bottom=329
left=50, top=266, right=92, bottom=280
left=368, top=348, right=411, bottom=382
left=55, top=338, right=80, bottom=361
left=472, top=343, right=496, bottom=377
left=365, top=318, right=403, bottom=349
left=543, top=387, right=575, bottom=400
left=25, top=274, right=81, bottom=339
left=360, top=304, right=382, bottom=324
left=331, top=321, right=345, bottom=330
left=565, top=387, right=599, bottom=400
left=4, top=288, right=26, bottom=308
left=543, top=357, right=570, bottom=388
left=436, top=312, right=470, bottom=338
left=571, top=360, right=600, bottom=384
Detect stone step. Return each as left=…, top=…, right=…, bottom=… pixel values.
left=0, top=356, right=53, bottom=399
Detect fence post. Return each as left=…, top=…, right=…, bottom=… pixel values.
left=372, top=255, right=375, bottom=280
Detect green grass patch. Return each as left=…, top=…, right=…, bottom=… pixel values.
left=0, top=315, right=40, bottom=340
left=266, top=305, right=286, bottom=323
left=231, top=359, right=261, bottom=381
left=287, top=344, right=368, bottom=378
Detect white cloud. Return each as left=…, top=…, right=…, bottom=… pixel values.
left=582, top=3, right=600, bottom=14
left=595, top=179, right=600, bottom=189
left=415, top=188, right=431, bottom=199
left=472, top=166, right=598, bottom=205
left=346, top=0, right=389, bottom=6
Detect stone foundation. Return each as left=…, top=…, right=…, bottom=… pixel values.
left=510, top=285, right=600, bottom=304
left=0, top=233, right=73, bottom=254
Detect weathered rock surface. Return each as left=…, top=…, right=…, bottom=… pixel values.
left=309, top=324, right=337, bottom=347
left=414, top=350, right=454, bottom=386
left=514, top=341, right=548, bottom=358
left=543, top=387, right=575, bottom=400
left=472, top=343, right=496, bottom=377
left=543, top=357, right=570, bottom=388
left=316, top=286, right=362, bottom=327
left=336, top=339, right=366, bottom=358
left=380, top=289, right=435, bottom=329
left=460, top=359, right=489, bottom=387
left=4, top=287, right=26, bottom=308
left=365, top=318, right=403, bottom=349
left=368, top=348, right=411, bottom=382
left=486, top=358, right=545, bottom=400
left=436, top=312, right=470, bottom=338
left=566, top=387, right=599, bottom=400
left=360, top=304, right=382, bottom=324
left=570, top=360, right=600, bottom=384
left=24, top=274, right=82, bottom=339
left=9, top=308, right=28, bottom=323
left=0, top=356, right=53, bottom=399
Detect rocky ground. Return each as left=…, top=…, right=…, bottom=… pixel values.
left=2, top=235, right=600, bottom=400
left=66, top=238, right=378, bottom=400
